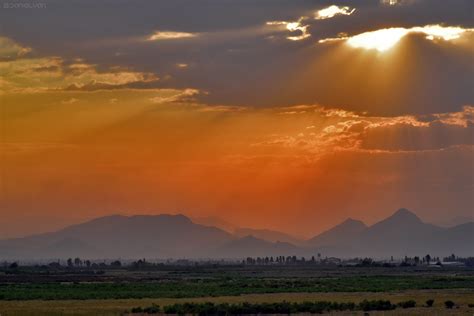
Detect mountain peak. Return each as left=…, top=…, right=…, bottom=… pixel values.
left=124, top=213, right=191, bottom=222
left=341, top=218, right=367, bottom=228
left=307, top=217, right=367, bottom=247
left=390, top=208, right=421, bottom=222
left=367, top=209, right=424, bottom=233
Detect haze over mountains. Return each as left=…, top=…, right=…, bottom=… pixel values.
left=0, top=209, right=472, bottom=260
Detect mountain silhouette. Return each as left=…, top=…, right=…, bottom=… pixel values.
left=353, top=208, right=443, bottom=256
left=307, top=208, right=473, bottom=257
left=234, top=228, right=304, bottom=246
left=0, top=209, right=472, bottom=259
left=0, top=214, right=234, bottom=259
left=191, top=217, right=304, bottom=245
left=191, top=216, right=238, bottom=233
left=307, top=218, right=367, bottom=248
left=216, top=235, right=302, bottom=258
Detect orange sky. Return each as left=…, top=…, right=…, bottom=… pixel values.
left=1, top=84, right=472, bottom=237
left=1, top=2, right=473, bottom=238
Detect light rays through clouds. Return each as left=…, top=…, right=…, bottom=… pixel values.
left=319, top=25, right=474, bottom=51
left=0, top=0, right=473, bottom=236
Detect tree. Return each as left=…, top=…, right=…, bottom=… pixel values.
left=110, top=260, right=122, bottom=267
left=9, top=262, right=18, bottom=269
left=48, top=261, right=61, bottom=269
left=85, top=260, right=91, bottom=268
left=424, top=254, right=431, bottom=264
left=444, top=300, right=455, bottom=309
left=414, top=256, right=420, bottom=265
left=74, top=257, right=82, bottom=267
left=67, top=258, right=73, bottom=268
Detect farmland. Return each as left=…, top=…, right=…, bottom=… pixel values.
left=0, top=290, right=473, bottom=315
left=0, top=264, right=473, bottom=314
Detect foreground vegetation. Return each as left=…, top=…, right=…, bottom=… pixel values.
left=131, top=299, right=409, bottom=314
left=0, top=290, right=473, bottom=316
left=1, top=275, right=474, bottom=300
left=1, top=264, right=473, bottom=315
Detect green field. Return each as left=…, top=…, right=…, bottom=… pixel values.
left=1, top=265, right=473, bottom=315
left=1, top=275, right=474, bottom=300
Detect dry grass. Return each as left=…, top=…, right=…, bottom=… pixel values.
left=0, top=289, right=473, bottom=315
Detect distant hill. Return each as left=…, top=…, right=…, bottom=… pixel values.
left=216, top=235, right=303, bottom=258
left=191, top=216, right=238, bottom=233
left=307, top=218, right=367, bottom=248
left=433, top=216, right=474, bottom=228
left=0, top=209, right=472, bottom=259
left=0, top=214, right=234, bottom=259
left=307, top=209, right=474, bottom=257
left=191, top=216, right=305, bottom=245
left=234, top=228, right=304, bottom=246
left=353, top=208, right=442, bottom=256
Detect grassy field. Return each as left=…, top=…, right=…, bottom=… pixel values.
left=1, top=265, right=473, bottom=314
left=0, top=290, right=473, bottom=315
left=1, top=274, right=474, bottom=300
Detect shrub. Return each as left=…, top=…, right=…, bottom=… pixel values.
left=359, top=300, right=396, bottom=311
left=426, top=299, right=434, bottom=307
left=398, top=300, right=416, bottom=308
left=143, top=304, right=160, bottom=314
left=154, top=300, right=380, bottom=315
left=163, top=305, right=179, bottom=314
left=131, top=306, right=143, bottom=313
left=132, top=304, right=160, bottom=314
left=444, top=300, right=455, bottom=309
left=467, top=303, right=474, bottom=308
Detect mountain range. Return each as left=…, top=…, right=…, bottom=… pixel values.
left=0, top=209, right=472, bottom=260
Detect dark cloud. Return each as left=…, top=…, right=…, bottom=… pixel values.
left=1, top=0, right=472, bottom=115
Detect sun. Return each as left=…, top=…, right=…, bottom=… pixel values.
left=347, top=28, right=409, bottom=52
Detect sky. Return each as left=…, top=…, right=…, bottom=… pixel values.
left=0, top=0, right=473, bottom=238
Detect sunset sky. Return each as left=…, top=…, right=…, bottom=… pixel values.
left=1, top=0, right=473, bottom=238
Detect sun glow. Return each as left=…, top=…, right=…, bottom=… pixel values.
left=320, top=25, right=473, bottom=52
left=347, top=28, right=409, bottom=51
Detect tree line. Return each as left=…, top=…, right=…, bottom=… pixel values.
left=3, top=253, right=473, bottom=270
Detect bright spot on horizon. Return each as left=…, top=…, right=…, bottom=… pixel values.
left=266, top=20, right=310, bottom=41
left=148, top=31, right=197, bottom=41
left=315, top=5, right=356, bottom=20
left=319, top=25, right=473, bottom=52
